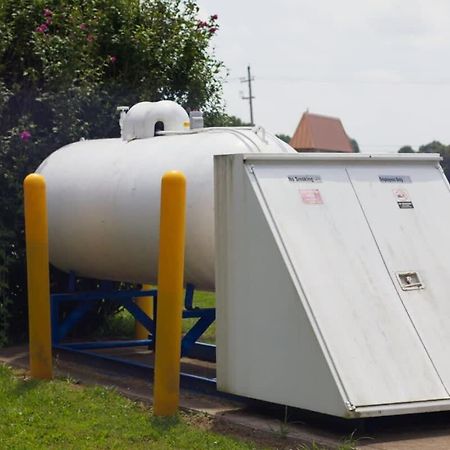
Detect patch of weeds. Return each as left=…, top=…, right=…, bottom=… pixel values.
left=299, top=443, right=326, bottom=450
left=268, top=405, right=307, bottom=440
left=339, top=429, right=373, bottom=449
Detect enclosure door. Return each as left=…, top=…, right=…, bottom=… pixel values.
left=348, top=164, right=450, bottom=392
left=251, top=161, right=447, bottom=407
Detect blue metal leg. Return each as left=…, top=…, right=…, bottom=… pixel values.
left=64, top=339, right=153, bottom=350
left=51, top=278, right=217, bottom=387
left=182, top=310, right=215, bottom=351
left=51, top=295, right=60, bottom=344
left=58, top=301, right=95, bottom=341
left=68, top=271, right=76, bottom=292
left=181, top=308, right=216, bottom=361
left=184, top=283, right=195, bottom=310
left=122, top=299, right=155, bottom=336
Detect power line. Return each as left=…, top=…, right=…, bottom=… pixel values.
left=226, top=75, right=450, bottom=86
left=361, top=144, right=422, bottom=147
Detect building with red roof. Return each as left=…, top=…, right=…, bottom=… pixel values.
left=289, top=112, right=353, bottom=153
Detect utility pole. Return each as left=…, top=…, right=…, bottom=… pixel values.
left=241, top=65, right=255, bottom=125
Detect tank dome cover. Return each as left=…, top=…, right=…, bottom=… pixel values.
left=122, top=100, right=189, bottom=141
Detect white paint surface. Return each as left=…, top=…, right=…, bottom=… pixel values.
left=215, top=153, right=450, bottom=417
left=348, top=163, right=450, bottom=392
left=37, top=128, right=293, bottom=289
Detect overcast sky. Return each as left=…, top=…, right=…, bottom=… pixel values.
left=197, top=0, right=450, bottom=153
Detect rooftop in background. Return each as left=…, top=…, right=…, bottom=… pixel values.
left=289, top=112, right=353, bottom=153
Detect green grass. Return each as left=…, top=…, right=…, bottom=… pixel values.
left=94, top=308, right=136, bottom=339
left=182, top=290, right=215, bottom=343
left=0, top=365, right=255, bottom=450
left=97, top=289, right=216, bottom=343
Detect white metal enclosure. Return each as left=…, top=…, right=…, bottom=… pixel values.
left=214, top=153, right=450, bottom=418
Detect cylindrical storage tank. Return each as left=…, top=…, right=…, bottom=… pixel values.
left=37, top=107, right=294, bottom=290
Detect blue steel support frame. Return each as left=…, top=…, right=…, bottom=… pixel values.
left=51, top=277, right=216, bottom=384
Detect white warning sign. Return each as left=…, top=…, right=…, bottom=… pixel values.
left=393, top=188, right=414, bottom=209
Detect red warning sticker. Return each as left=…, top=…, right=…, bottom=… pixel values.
left=300, top=189, right=323, bottom=204
left=393, top=188, right=410, bottom=201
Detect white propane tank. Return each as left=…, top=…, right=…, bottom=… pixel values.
left=37, top=101, right=295, bottom=290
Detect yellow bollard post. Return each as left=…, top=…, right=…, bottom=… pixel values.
left=153, top=171, right=186, bottom=416
left=24, top=173, right=52, bottom=379
left=135, top=284, right=153, bottom=340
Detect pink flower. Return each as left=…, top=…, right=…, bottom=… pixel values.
left=35, top=23, right=48, bottom=33
left=20, top=130, right=32, bottom=142
left=43, top=8, right=53, bottom=18
left=79, top=23, right=87, bottom=30
left=209, top=27, right=218, bottom=34
left=86, top=34, right=95, bottom=42
left=197, top=20, right=208, bottom=28
left=46, top=17, right=52, bottom=25
left=210, top=14, right=218, bottom=20
left=109, top=55, right=117, bottom=64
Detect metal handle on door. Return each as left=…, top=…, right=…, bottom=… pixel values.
left=396, top=272, right=424, bottom=291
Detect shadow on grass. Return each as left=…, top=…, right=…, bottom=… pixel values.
left=149, top=415, right=181, bottom=436
left=0, top=364, right=41, bottom=397
left=12, top=376, right=41, bottom=397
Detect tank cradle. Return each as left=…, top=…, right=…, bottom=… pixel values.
left=51, top=272, right=216, bottom=386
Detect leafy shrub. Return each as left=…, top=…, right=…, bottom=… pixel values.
left=0, top=0, right=224, bottom=345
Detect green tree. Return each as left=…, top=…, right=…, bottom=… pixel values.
left=275, top=133, right=291, bottom=144
left=0, top=0, right=224, bottom=345
left=418, top=141, right=449, bottom=155
left=418, top=141, right=450, bottom=179
left=398, top=141, right=450, bottom=180
left=398, top=145, right=415, bottom=153
left=350, top=138, right=360, bottom=153
left=204, top=113, right=250, bottom=127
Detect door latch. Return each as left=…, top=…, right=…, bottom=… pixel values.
left=396, top=272, right=424, bottom=291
